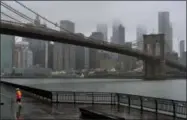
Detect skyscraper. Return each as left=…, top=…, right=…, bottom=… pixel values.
left=112, top=23, right=125, bottom=60
left=14, top=41, right=33, bottom=68
left=136, top=25, right=147, bottom=50
left=75, top=33, right=85, bottom=70
left=48, top=42, right=54, bottom=70
left=1, top=34, right=15, bottom=74
left=96, top=24, right=108, bottom=41
left=24, top=15, right=48, bottom=68
left=60, top=20, right=75, bottom=71
left=158, top=11, right=173, bottom=53
left=89, top=32, right=104, bottom=69
left=112, top=20, right=121, bottom=44
left=179, top=40, right=185, bottom=58
left=53, top=42, right=64, bottom=71
left=118, top=24, right=125, bottom=44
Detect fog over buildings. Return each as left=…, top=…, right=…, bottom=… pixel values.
left=3, top=1, right=185, bottom=53
left=1, top=1, right=186, bottom=73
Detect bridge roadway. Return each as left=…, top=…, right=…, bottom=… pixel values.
left=0, top=20, right=186, bottom=71
left=0, top=83, right=185, bottom=120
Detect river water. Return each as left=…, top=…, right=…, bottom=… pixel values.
left=2, top=78, right=186, bottom=101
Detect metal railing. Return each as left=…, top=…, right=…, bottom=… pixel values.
left=52, top=91, right=186, bottom=118
left=1, top=81, right=53, bottom=101
left=1, top=81, right=186, bottom=118
left=0, top=93, right=15, bottom=119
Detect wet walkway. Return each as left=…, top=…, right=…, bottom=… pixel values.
left=83, top=105, right=185, bottom=120
left=1, top=83, right=186, bottom=120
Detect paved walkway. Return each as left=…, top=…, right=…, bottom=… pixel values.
left=84, top=105, right=185, bottom=120
left=1, top=83, right=185, bottom=120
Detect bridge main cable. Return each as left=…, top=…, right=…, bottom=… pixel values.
left=1, top=12, right=21, bottom=23
left=1, top=2, right=34, bottom=23
left=14, top=0, right=112, bottom=43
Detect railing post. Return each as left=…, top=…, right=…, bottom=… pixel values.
left=155, top=99, right=158, bottom=114
left=92, top=92, right=94, bottom=105
left=140, top=96, right=143, bottom=112
left=117, top=93, right=120, bottom=111
left=128, top=95, right=131, bottom=108
left=172, top=100, right=176, bottom=118
left=56, top=93, right=58, bottom=103
left=73, top=92, right=76, bottom=104
left=111, top=93, right=113, bottom=105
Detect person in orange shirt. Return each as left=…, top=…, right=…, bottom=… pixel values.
left=16, top=88, right=22, bottom=104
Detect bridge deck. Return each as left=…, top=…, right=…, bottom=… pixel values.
left=1, top=84, right=185, bottom=120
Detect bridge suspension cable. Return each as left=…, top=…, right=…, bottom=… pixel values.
left=1, top=1, right=34, bottom=23
left=1, top=11, right=21, bottom=23
left=8, top=0, right=172, bottom=56
left=14, top=0, right=113, bottom=43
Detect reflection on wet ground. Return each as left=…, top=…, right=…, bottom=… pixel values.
left=1, top=83, right=186, bottom=120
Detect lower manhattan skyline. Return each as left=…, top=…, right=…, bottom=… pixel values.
left=2, top=1, right=186, bottom=53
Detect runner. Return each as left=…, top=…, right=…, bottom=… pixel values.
left=16, top=88, right=22, bottom=119
left=16, top=88, right=22, bottom=104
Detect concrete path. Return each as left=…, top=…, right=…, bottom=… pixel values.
left=1, top=83, right=185, bottom=120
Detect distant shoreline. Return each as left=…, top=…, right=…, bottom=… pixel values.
left=1, top=75, right=186, bottom=80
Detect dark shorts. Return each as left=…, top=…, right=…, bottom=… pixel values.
left=16, top=98, right=21, bottom=102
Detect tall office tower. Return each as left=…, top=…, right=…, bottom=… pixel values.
left=14, top=41, right=33, bottom=68
left=27, top=49, right=33, bottom=68
left=1, top=34, right=15, bottom=74
left=60, top=20, right=76, bottom=71
left=117, top=24, right=125, bottom=44
left=75, top=33, right=85, bottom=70
left=136, top=25, right=147, bottom=50
left=89, top=32, right=104, bottom=69
left=85, top=48, right=90, bottom=69
left=112, top=20, right=121, bottom=44
left=24, top=15, right=47, bottom=68
left=181, top=51, right=186, bottom=65
left=14, top=44, right=22, bottom=68
left=53, top=42, right=64, bottom=71
left=112, top=24, right=125, bottom=60
left=179, top=40, right=185, bottom=58
left=158, top=11, right=173, bottom=53
left=96, top=24, right=108, bottom=41
left=48, top=42, right=54, bottom=70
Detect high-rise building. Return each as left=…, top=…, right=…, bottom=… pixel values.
left=158, top=11, right=173, bottom=53
left=121, top=42, right=136, bottom=71
left=136, top=25, right=147, bottom=50
left=75, top=33, right=85, bottom=70
left=14, top=46, right=22, bottom=68
left=53, top=42, right=64, bottom=71
left=111, top=20, right=121, bottom=44
left=118, top=24, right=125, bottom=44
left=48, top=42, right=54, bottom=70
left=96, top=24, right=108, bottom=41
left=1, top=34, right=15, bottom=74
left=85, top=48, right=90, bottom=69
left=60, top=20, right=76, bottom=71
left=181, top=51, right=186, bottom=66
left=89, top=32, right=104, bottom=69
left=14, top=41, right=33, bottom=68
left=179, top=40, right=185, bottom=58
left=24, top=16, right=48, bottom=68
left=27, top=49, right=33, bottom=68
left=112, top=24, right=125, bottom=60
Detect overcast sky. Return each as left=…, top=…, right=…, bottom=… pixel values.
left=2, top=1, right=186, bottom=53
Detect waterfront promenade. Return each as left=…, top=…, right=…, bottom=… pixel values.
left=1, top=80, right=186, bottom=120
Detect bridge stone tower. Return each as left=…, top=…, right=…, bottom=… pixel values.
left=143, top=34, right=166, bottom=80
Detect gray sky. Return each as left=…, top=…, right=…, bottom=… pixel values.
left=2, top=1, right=186, bottom=53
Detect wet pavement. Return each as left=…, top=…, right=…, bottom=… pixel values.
left=84, top=105, right=185, bottom=120
left=1, top=83, right=186, bottom=120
